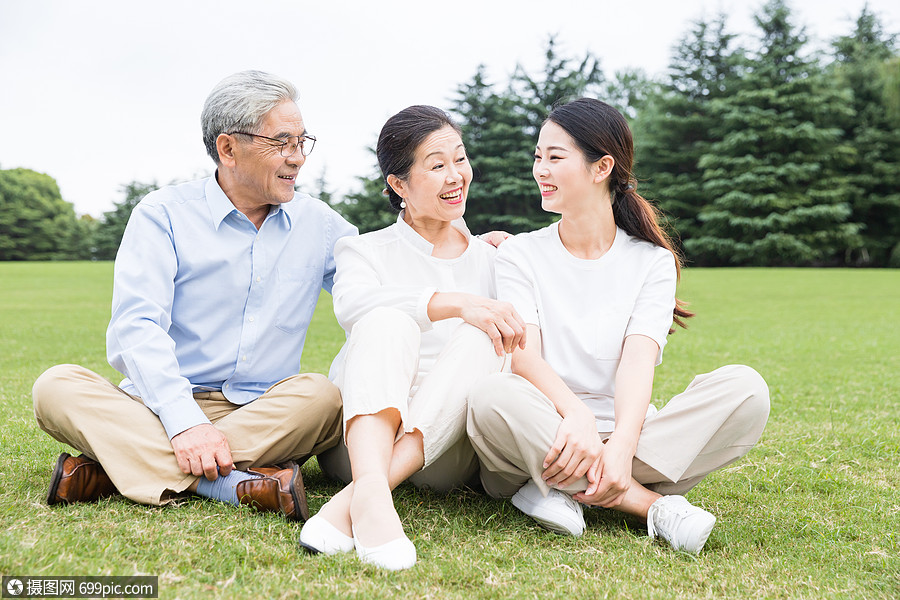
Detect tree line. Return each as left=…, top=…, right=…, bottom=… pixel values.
left=2, top=0, right=898, bottom=266
left=0, top=170, right=154, bottom=261
left=334, top=0, right=900, bottom=267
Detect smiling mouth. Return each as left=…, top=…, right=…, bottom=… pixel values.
left=540, top=184, right=558, bottom=193
left=278, top=175, right=296, bottom=182
left=439, top=187, right=463, bottom=201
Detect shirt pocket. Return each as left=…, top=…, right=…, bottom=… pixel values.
left=274, top=266, right=321, bottom=334
left=594, top=306, right=631, bottom=360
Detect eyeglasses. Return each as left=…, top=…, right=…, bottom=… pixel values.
left=228, top=131, right=317, bottom=157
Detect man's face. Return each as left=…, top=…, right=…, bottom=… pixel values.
left=231, top=100, right=307, bottom=207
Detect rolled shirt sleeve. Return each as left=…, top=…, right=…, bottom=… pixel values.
left=332, top=236, right=437, bottom=333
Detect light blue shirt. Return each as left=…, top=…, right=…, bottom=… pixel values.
left=106, top=175, right=357, bottom=439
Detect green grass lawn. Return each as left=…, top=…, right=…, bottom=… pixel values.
left=1, top=262, right=898, bottom=599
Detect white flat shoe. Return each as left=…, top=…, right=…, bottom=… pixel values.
left=352, top=526, right=416, bottom=571
left=299, top=514, right=355, bottom=555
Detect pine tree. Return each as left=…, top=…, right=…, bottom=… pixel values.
left=634, top=15, right=740, bottom=252
left=450, top=39, right=608, bottom=234
left=688, top=0, right=860, bottom=266
left=92, top=180, right=158, bottom=260
left=831, top=6, right=900, bottom=266
left=329, top=156, right=396, bottom=234
left=450, top=65, right=542, bottom=233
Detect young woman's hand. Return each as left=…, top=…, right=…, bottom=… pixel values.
left=541, top=407, right=604, bottom=489
left=573, top=434, right=634, bottom=507
left=458, top=296, right=526, bottom=356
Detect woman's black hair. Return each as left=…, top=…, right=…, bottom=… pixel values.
left=546, top=98, right=693, bottom=331
left=376, top=105, right=462, bottom=210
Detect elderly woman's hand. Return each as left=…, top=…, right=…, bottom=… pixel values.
left=458, top=296, right=526, bottom=356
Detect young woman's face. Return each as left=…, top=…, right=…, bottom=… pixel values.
left=398, top=125, right=472, bottom=225
left=532, top=121, right=597, bottom=214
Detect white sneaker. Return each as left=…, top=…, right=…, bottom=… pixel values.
left=511, top=480, right=585, bottom=536
left=647, top=495, right=716, bottom=553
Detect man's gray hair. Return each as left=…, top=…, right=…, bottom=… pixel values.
left=201, top=70, right=299, bottom=164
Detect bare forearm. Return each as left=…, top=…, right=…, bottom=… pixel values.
left=512, top=350, right=591, bottom=419
left=426, top=291, right=466, bottom=321
left=611, top=335, right=659, bottom=449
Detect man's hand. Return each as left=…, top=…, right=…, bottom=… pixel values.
left=171, top=423, right=234, bottom=481
left=478, top=231, right=512, bottom=248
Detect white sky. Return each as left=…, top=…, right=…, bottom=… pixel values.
left=1, top=0, right=897, bottom=216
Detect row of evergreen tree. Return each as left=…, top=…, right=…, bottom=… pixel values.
left=2, top=0, right=897, bottom=266
left=332, top=0, right=900, bottom=267
left=0, top=168, right=153, bottom=261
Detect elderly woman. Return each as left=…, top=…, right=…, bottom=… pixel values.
left=299, top=105, right=525, bottom=570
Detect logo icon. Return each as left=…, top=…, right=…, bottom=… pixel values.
left=6, top=578, right=23, bottom=596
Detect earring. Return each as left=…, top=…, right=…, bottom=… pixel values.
left=400, top=200, right=406, bottom=209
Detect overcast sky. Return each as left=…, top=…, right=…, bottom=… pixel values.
left=1, top=0, right=898, bottom=216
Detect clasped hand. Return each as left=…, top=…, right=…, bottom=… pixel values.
left=171, top=423, right=234, bottom=481
left=459, top=297, right=526, bottom=356
left=541, top=411, right=604, bottom=490
left=572, top=434, right=634, bottom=508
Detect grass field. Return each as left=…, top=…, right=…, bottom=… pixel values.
left=1, top=262, right=898, bottom=599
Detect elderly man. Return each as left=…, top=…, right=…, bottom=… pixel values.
left=32, top=70, right=357, bottom=520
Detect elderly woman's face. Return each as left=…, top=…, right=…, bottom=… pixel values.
left=400, top=125, right=472, bottom=225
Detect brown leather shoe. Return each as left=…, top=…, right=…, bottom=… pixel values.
left=47, top=453, right=118, bottom=506
left=236, top=463, right=309, bottom=521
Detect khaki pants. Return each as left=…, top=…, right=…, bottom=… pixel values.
left=467, top=364, right=770, bottom=498
left=33, top=364, right=343, bottom=505
left=323, top=306, right=504, bottom=490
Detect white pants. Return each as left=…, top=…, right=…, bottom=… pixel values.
left=466, top=365, right=770, bottom=498
left=322, top=306, right=504, bottom=489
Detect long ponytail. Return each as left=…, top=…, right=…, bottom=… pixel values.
left=547, top=98, right=693, bottom=332
left=612, top=183, right=693, bottom=332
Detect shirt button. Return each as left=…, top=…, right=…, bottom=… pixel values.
left=256, top=276, right=261, bottom=282
left=224, top=383, right=229, bottom=389
left=249, top=316, right=255, bottom=322
left=241, top=355, right=247, bottom=361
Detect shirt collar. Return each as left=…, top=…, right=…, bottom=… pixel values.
left=394, top=210, right=473, bottom=254
left=205, top=173, right=293, bottom=230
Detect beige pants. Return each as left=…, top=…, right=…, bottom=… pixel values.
left=33, top=364, right=343, bottom=505
left=467, top=364, right=770, bottom=498
left=323, top=306, right=504, bottom=489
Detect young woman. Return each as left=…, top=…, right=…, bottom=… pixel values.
left=299, top=105, right=525, bottom=570
left=466, top=98, right=769, bottom=553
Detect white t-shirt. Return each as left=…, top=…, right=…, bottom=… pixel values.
left=496, top=221, right=676, bottom=429
left=329, top=214, right=496, bottom=388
